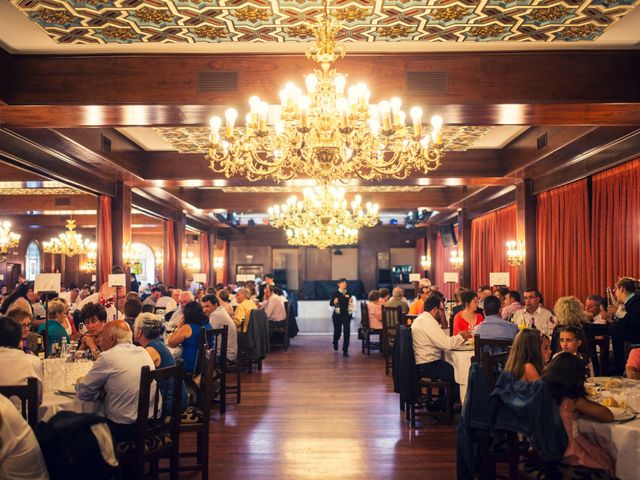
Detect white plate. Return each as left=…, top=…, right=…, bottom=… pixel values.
left=608, top=407, right=636, bottom=422
left=56, top=385, right=76, bottom=395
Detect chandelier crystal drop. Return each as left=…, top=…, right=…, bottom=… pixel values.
left=43, top=219, right=95, bottom=257
left=207, top=1, right=445, bottom=184
left=0, top=221, right=20, bottom=263
left=286, top=224, right=358, bottom=250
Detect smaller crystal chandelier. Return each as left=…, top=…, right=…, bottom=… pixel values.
left=506, top=240, right=525, bottom=267
left=155, top=251, right=164, bottom=268
left=182, top=251, right=201, bottom=272
left=123, top=243, right=144, bottom=269
left=80, top=244, right=97, bottom=273
left=420, top=254, right=432, bottom=271
left=0, top=221, right=20, bottom=263
left=286, top=224, right=358, bottom=250
left=450, top=249, right=464, bottom=270
left=213, top=256, right=224, bottom=271
left=43, top=219, right=94, bottom=257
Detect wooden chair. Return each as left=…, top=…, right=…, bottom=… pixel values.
left=269, top=302, right=291, bottom=351
left=360, top=301, right=382, bottom=355
left=414, top=377, right=453, bottom=427
left=176, top=349, right=215, bottom=480
left=382, top=305, right=403, bottom=375
left=473, top=334, right=513, bottom=361
left=115, top=361, right=184, bottom=480
left=0, top=377, right=39, bottom=428
left=205, top=326, right=228, bottom=414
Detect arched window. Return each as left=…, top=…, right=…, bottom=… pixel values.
left=25, top=241, right=41, bottom=281
left=131, top=242, right=156, bottom=288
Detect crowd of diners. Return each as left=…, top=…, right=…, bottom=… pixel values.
left=386, top=276, right=639, bottom=475
left=0, top=271, right=289, bottom=479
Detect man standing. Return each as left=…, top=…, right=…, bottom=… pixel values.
left=258, top=273, right=275, bottom=302
left=330, top=278, right=353, bottom=357
left=512, top=288, right=555, bottom=337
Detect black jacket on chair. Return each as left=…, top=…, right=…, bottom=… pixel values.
left=392, top=325, right=419, bottom=404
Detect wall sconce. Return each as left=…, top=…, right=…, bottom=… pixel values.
left=182, top=251, right=201, bottom=272
left=213, top=256, right=224, bottom=270
left=506, top=240, right=525, bottom=267
left=155, top=251, right=163, bottom=268
left=449, top=249, right=464, bottom=270
left=0, top=221, right=20, bottom=263
left=420, top=254, right=431, bottom=271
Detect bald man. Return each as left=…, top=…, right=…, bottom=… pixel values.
left=77, top=320, right=156, bottom=442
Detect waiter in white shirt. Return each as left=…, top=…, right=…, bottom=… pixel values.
left=512, top=288, right=555, bottom=337
left=411, top=296, right=470, bottom=405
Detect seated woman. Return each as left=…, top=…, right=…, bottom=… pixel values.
left=542, top=352, right=614, bottom=475
left=77, top=302, right=108, bottom=360
left=37, top=298, right=71, bottom=355
left=367, top=290, right=383, bottom=330
left=453, top=290, right=484, bottom=336
left=134, top=313, right=187, bottom=410
left=53, top=297, right=81, bottom=341
left=551, top=296, right=586, bottom=353
left=626, top=348, right=640, bottom=379
left=168, top=301, right=212, bottom=375
left=541, top=334, right=552, bottom=367
left=6, top=309, right=42, bottom=354
left=504, top=328, right=544, bottom=382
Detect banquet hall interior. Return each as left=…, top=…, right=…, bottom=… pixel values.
left=0, top=0, right=640, bottom=479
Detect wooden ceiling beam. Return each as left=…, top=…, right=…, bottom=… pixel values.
left=6, top=52, right=639, bottom=106
left=0, top=193, right=96, bottom=214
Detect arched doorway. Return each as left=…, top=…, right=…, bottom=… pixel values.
left=24, top=241, right=41, bottom=281
left=131, top=242, right=156, bottom=288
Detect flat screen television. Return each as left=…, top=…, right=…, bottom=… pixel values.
left=440, top=224, right=458, bottom=248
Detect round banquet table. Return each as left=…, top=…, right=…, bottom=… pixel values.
left=39, top=392, right=104, bottom=422
left=443, top=348, right=474, bottom=402
left=577, top=415, right=640, bottom=479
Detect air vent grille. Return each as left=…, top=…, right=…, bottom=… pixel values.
left=54, top=198, right=71, bottom=206
left=100, top=134, right=112, bottom=153
left=407, top=72, right=448, bottom=93
left=198, top=71, right=238, bottom=92
left=537, top=133, right=548, bottom=150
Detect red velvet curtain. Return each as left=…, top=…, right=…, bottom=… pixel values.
left=200, top=232, right=210, bottom=285
left=165, top=220, right=176, bottom=287
left=592, top=157, right=640, bottom=291
left=470, top=204, right=519, bottom=291
left=536, top=179, right=592, bottom=309
left=434, top=226, right=460, bottom=296
left=98, top=196, right=112, bottom=287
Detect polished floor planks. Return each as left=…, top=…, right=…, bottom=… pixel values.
left=183, top=334, right=457, bottom=480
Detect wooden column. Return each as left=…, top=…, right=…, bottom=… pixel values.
left=174, top=212, right=186, bottom=288
left=516, top=179, right=537, bottom=290
left=111, top=182, right=132, bottom=270
left=426, top=225, right=438, bottom=282
left=457, top=208, right=472, bottom=289
left=207, top=226, right=216, bottom=287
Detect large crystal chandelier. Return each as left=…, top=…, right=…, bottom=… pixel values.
left=0, top=221, right=20, bottom=263
left=43, top=219, right=95, bottom=257
left=268, top=185, right=378, bottom=249
left=207, top=1, right=444, bottom=184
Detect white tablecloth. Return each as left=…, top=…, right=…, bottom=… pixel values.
left=577, top=417, right=640, bottom=480
left=443, top=349, right=474, bottom=401
left=39, top=392, right=104, bottom=422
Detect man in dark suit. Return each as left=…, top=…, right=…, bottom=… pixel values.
left=258, top=274, right=275, bottom=302
left=330, top=278, right=353, bottom=357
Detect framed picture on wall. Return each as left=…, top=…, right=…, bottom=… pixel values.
left=236, top=264, right=263, bottom=280
left=377, top=252, right=390, bottom=269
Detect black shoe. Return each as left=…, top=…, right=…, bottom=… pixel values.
left=343, top=352, right=349, bottom=357
left=333, top=342, right=338, bottom=351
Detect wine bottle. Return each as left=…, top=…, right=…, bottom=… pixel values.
left=35, top=337, right=45, bottom=360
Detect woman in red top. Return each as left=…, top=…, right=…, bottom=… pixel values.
left=453, top=290, right=484, bottom=335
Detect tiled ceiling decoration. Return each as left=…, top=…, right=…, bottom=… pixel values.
left=153, top=125, right=494, bottom=153
left=10, top=0, right=639, bottom=44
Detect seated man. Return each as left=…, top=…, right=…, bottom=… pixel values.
left=234, top=288, right=256, bottom=334
left=202, top=294, right=238, bottom=362
left=6, top=308, right=42, bottom=354
left=165, top=290, right=194, bottom=331
left=474, top=295, right=518, bottom=350
left=385, top=287, right=409, bottom=315
left=77, top=320, right=156, bottom=443
left=411, top=296, right=469, bottom=405
left=512, top=288, right=555, bottom=337
left=408, top=286, right=431, bottom=316
left=141, top=287, right=162, bottom=307
left=0, top=316, right=44, bottom=405
left=262, top=285, right=287, bottom=324
left=501, top=290, right=523, bottom=322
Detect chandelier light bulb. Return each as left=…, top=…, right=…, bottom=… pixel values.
left=334, top=74, right=346, bottom=96
left=209, top=116, right=221, bottom=131
left=431, top=114, right=444, bottom=132
left=305, top=74, right=318, bottom=93
left=410, top=107, right=423, bottom=124
left=249, top=96, right=261, bottom=113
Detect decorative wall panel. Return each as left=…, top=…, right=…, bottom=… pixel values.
left=11, top=0, right=639, bottom=44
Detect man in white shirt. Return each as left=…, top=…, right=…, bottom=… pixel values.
left=77, top=320, right=156, bottom=442
left=201, top=294, right=238, bottom=362
left=166, top=291, right=194, bottom=331
left=411, top=296, right=469, bottom=405
left=512, top=288, right=555, bottom=337
left=0, top=394, right=49, bottom=480
left=262, top=285, right=287, bottom=323
left=0, top=316, right=44, bottom=404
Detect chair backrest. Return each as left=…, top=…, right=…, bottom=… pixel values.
left=473, top=334, right=513, bottom=362
left=360, top=301, right=370, bottom=329
left=135, top=361, right=184, bottom=452
left=195, top=349, right=215, bottom=421
left=382, top=305, right=403, bottom=350
left=206, top=326, right=228, bottom=369
left=0, top=377, right=39, bottom=428
left=481, top=351, right=510, bottom=389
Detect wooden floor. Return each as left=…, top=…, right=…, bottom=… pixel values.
left=183, top=335, right=457, bottom=480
